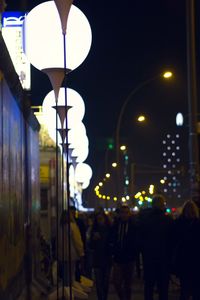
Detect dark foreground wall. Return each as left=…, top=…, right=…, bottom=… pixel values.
left=0, top=32, right=40, bottom=299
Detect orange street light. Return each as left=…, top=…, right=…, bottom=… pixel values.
left=137, top=115, right=146, bottom=122
left=162, top=71, right=173, bottom=79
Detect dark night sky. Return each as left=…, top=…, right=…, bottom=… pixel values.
left=4, top=0, right=200, bottom=197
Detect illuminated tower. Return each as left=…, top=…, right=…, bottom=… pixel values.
left=161, top=133, right=184, bottom=206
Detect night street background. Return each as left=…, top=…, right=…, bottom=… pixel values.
left=5, top=0, right=200, bottom=204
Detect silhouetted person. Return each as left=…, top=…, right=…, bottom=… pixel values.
left=138, top=194, right=174, bottom=300
left=172, top=199, right=200, bottom=300
left=110, top=205, right=138, bottom=300
left=89, top=211, right=112, bottom=300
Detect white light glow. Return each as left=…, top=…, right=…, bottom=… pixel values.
left=42, top=88, right=86, bottom=134
left=68, top=123, right=87, bottom=145
left=23, top=2, right=92, bottom=71
left=72, top=146, right=89, bottom=163
left=2, top=12, right=31, bottom=89
left=176, top=112, right=184, bottom=126
left=75, top=163, right=92, bottom=183
left=82, top=180, right=90, bottom=189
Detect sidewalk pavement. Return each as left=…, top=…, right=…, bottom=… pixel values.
left=88, top=275, right=180, bottom=300
left=18, top=274, right=180, bottom=299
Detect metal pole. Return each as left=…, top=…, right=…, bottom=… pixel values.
left=186, top=0, right=200, bottom=201
left=55, top=99, right=59, bottom=300
left=24, top=123, right=32, bottom=300
left=63, top=32, right=73, bottom=300
left=115, top=75, right=159, bottom=198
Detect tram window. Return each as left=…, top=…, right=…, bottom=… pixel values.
left=40, top=188, right=48, bottom=210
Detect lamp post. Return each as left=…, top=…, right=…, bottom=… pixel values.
left=186, top=0, right=200, bottom=201
left=115, top=71, right=173, bottom=198
left=175, top=112, right=200, bottom=202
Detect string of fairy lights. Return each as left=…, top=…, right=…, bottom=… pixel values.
left=94, top=165, right=179, bottom=215
left=94, top=168, right=155, bottom=208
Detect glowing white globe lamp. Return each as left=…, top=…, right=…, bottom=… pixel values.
left=69, top=163, right=75, bottom=197
left=72, top=146, right=89, bottom=163
left=42, top=88, right=85, bottom=128
left=61, top=88, right=85, bottom=123
left=67, top=122, right=87, bottom=144
left=46, top=125, right=88, bottom=155
left=68, top=129, right=89, bottom=163
left=68, top=131, right=89, bottom=149
left=23, top=2, right=92, bottom=71
left=176, top=112, right=184, bottom=126
left=75, top=163, right=92, bottom=184
left=82, top=179, right=90, bottom=189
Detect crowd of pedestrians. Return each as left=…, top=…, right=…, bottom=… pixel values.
left=56, top=195, right=200, bottom=300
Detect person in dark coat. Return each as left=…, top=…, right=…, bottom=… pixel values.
left=110, top=205, right=138, bottom=300
left=138, top=194, right=174, bottom=300
left=89, top=211, right=112, bottom=300
left=172, top=199, right=200, bottom=300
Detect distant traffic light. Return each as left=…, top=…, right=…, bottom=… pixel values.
left=107, top=138, right=114, bottom=150
left=96, top=137, right=115, bottom=150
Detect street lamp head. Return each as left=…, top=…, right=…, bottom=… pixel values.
left=137, top=115, right=146, bottom=122
left=120, top=145, right=126, bottom=151
left=112, top=162, right=117, bottom=168
left=162, top=71, right=173, bottom=79
left=176, top=112, right=184, bottom=126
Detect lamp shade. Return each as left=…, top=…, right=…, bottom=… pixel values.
left=41, top=68, right=65, bottom=102
left=23, top=1, right=92, bottom=71
left=42, top=88, right=85, bottom=129
left=54, top=0, right=73, bottom=34
left=59, top=88, right=85, bottom=127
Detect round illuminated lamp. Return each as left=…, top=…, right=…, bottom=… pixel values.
left=68, top=122, right=87, bottom=141
left=82, top=179, right=90, bottom=190
left=23, top=1, right=92, bottom=71
left=69, top=138, right=89, bottom=160
left=68, top=125, right=88, bottom=145
left=69, top=134, right=89, bottom=162
left=176, top=112, right=184, bottom=126
left=75, top=163, right=93, bottom=186
left=42, top=88, right=85, bottom=129
left=71, top=146, right=89, bottom=163
left=47, top=121, right=87, bottom=149
left=69, top=163, right=75, bottom=195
